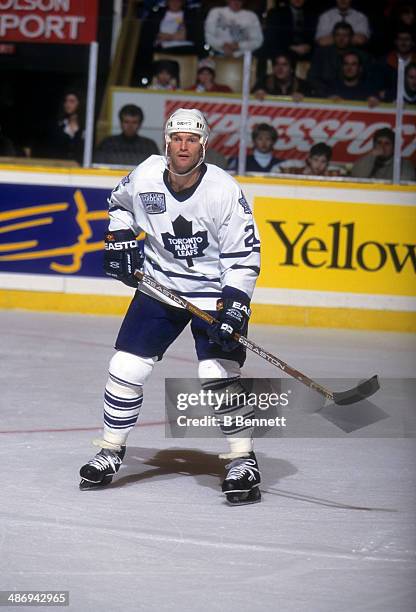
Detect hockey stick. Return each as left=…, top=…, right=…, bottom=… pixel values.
left=134, top=270, right=380, bottom=406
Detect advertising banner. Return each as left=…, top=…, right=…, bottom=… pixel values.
left=254, top=197, right=416, bottom=298
left=0, top=174, right=414, bottom=305
left=0, top=0, right=98, bottom=44
left=111, top=89, right=416, bottom=164
left=0, top=182, right=109, bottom=276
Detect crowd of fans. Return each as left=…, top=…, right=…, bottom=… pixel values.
left=134, top=0, right=416, bottom=105
left=0, top=0, right=415, bottom=180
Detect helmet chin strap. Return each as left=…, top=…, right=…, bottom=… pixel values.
left=165, top=143, right=206, bottom=177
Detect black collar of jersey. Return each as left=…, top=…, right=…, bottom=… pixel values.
left=163, top=164, right=207, bottom=202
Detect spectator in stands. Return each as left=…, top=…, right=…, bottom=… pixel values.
left=252, top=52, right=313, bottom=100
left=391, top=3, right=416, bottom=38
left=189, top=59, right=233, bottom=92
left=228, top=123, right=282, bottom=173
left=327, top=51, right=380, bottom=106
left=204, top=0, right=263, bottom=57
left=383, top=60, right=416, bottom=104
left=386, top=26, right=416, bottom=69
left=278, top=142, right=338, bottom=175
left=45, top=90, right=85, bottom=164
left=94, top=105, right=159, bottom=167
left=135, top=0, right=204, bottom=84
left=404, top=62, right=416, bottom=103
left=351, top=127, right=415, bottom=181
left=153, top=0, right=200, bottom=52
left=148, top=59, right=179, bottom=90
left=308, top=21, right=368, bottom=96
left=302, top=142, right=332, bottom=176
left=0, top=123, right=17, bottom=156
left=263, top=0, right=316, bottom=63
left=377, top=27, right=416, bottom=101
left=315, top=0, right=370, bottom=48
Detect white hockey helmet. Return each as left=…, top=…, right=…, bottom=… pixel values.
left=164, top=108, right=210, bottom=147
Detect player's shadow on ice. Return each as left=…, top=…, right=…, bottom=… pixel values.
left=109, top=447, right=395, bottom=511
left=109, top=446, right=296, bottom=492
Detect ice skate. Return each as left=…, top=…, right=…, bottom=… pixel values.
left=79, top=445, right=126, bottom=490
left=222, top=451, right=261, bottom=506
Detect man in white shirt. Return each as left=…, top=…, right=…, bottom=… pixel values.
left=315, top=0, right=370, bottom=47
left=204, top=0, right=263, bottom=57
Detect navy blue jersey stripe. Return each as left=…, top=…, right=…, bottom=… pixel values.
left=220, top=251, right=252, bottom=258
left=230, top=264, right=260, bottom=274
left=108, top=204, right=129, bottom=213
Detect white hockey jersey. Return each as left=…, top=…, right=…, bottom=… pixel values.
left=108, top=155, right=261, bottom=310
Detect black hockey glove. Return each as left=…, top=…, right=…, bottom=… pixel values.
left=103, top=229, right=144, bottom=288
left=208, top=295, right=251, bottom=352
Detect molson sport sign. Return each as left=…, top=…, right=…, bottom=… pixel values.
left=0, top=0, right=97, bottom=44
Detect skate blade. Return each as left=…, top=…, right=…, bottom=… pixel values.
left=79, top=476, right=113, bottom=490
left=225, top=487, right=261, bottom=506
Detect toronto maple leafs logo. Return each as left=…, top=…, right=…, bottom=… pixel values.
left=239, top=193, right=252, bottom=214
left=111, top=172, right=131, bottom=196
left=161, top=215, right=208, bottom=267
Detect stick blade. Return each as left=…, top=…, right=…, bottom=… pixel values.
left=332, top=375, right=380, bottom=406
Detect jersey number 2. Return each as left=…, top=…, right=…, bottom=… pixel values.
left=244, top=224, right=260, bottom=248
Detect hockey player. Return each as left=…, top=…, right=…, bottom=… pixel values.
left=79, top=108, right=262, bottom=505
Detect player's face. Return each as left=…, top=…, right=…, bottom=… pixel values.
left=254, top=131, right=275, bottom=153
left=168, top=133, right=202, bottom=173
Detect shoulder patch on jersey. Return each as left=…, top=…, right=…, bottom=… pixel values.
left=239, top=194, right=252, bottom=215
left=140, top=192, right=166, bottom=214
left=111, top=172, right=131, bottom=197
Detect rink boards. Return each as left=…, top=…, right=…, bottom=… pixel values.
left=0, top=165, right=415, bottom=331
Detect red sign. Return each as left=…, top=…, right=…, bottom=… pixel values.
left=0, top=0, right=98, bottom=44
left=163, top=100, right=416, bottom=164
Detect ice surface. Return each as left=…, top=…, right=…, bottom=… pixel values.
left=0, top=310, right=415, bottom=612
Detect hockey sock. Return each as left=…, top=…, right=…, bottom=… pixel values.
left=103, top=376, right=143, bottom=446
left=201, top=376, right=255, bottom=459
